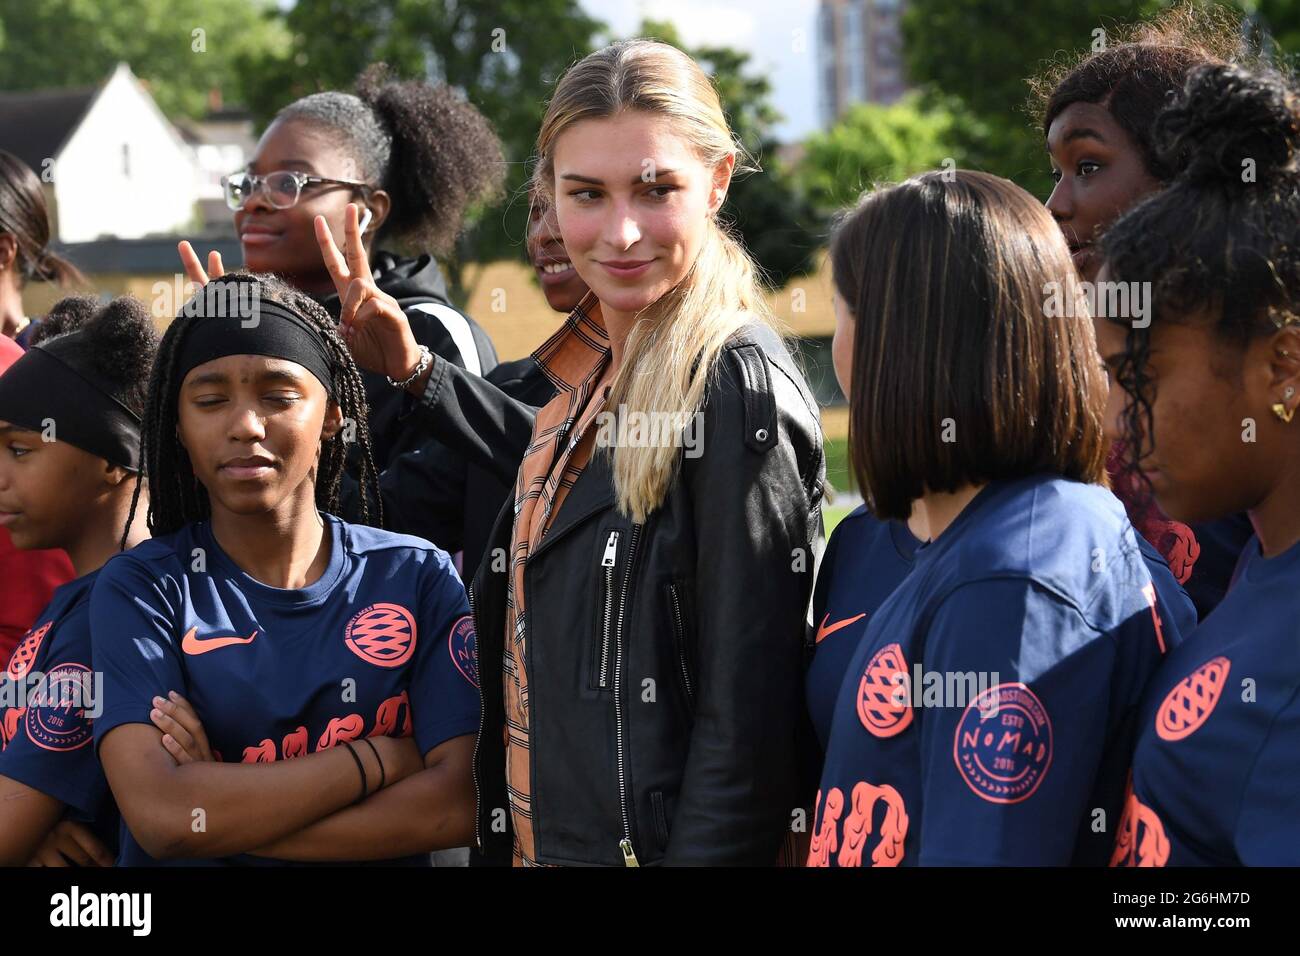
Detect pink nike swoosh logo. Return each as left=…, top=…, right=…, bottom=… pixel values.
left=180, top=626, right=258, bottom=655
left=815, top=613, right=866, bottom=644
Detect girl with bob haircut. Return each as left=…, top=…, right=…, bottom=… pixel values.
left=811, top=169, right=1166, bottom=866
left=1101, top=62, right=1300, bottom=866
left=315, top=38, right=825, bottom=866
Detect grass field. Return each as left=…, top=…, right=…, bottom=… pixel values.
left=822, top=435, right=857, bottom=535
left=824, top=435, right=852, bottom=498
left=824, top=503, right=853, bottom=535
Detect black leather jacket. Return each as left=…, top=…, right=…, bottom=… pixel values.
left=410, top=322, right=825, bottom=865
left=338, top=356, right=557, bottom=577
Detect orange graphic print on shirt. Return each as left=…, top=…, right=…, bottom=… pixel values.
left=1111, top=778, right=1169, bottom=867
left=1156, top=657, right=1230, bottom=742
left=807, top=781, right=910, bottom=867
left=856, top=643, right=913, bottom=738
left=7, top=621, right=50, bottom=680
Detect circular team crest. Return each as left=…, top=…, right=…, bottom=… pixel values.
left=1156, top=656, right=1230, bottom=742
left=344, top=603, right=417, bottom=668
left=953, top=682, right=1053, bottom=804
left=24, top=663, right=94, bottom=752
left=7, top=621, right=51, bottom=681
left=855, top=643, right=913, bottom=738
left=448, top=615, right=478, bottom=689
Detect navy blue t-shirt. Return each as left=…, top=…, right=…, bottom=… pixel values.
left=807, top=504, right=1194, bottom=756
left=810, top=475, right=1168, bottom=867
left=807, top=508, right=920, bottom=750
left=0, top=570, right=118, bottom=855
left=1134, top=536, right=1197, bottom=654
left=1114, top=534, right=1300, bottom=866
left=91, top=513, right=480, bottom=866
left=1182, top=514, right=1255, bottom=620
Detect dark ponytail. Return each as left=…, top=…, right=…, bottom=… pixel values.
left=276, top=64, right=505, bottom=256
left=0, top=150, right=85, bottom=288
left=1156, top=62, right=1300, bottom=190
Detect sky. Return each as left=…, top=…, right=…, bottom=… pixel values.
left=274, top=0, right=825, bottom=143
left=577, top=0, right=822, bottom=143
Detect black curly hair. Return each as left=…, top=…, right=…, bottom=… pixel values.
left=1031, top=4, right=1247, bottom=181
left=125, top=271, right=383, bottom=543
left=275, top=63, right=505, bottom=257
left=1102, top=61, right=1300, bottom=489
left=31, top=294, right=157, bottom=419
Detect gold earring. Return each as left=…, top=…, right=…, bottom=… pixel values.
left=1273, top=402, right=1296, bottom=423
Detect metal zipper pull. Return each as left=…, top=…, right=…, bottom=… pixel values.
left=620, top=838, right=640, bottom=867
left=598, top=530, right=619, bottom=688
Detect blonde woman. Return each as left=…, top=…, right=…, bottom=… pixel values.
left=316, top=39, right=825, bottom=865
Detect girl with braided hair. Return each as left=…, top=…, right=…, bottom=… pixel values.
left=90, top=273, right=480, bottom=865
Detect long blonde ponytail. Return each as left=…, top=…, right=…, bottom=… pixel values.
left=533, top=39, right=779, bottom=522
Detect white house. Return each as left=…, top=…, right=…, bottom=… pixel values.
left=0, top=63, right=201, bottom=241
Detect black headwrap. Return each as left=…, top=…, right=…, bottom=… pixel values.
left=0, top=329, right=142, bottom=471
left=172, top=280, right=337, bottom=398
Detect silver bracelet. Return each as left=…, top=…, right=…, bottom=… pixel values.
left=387, top=344, right=432, bottom=390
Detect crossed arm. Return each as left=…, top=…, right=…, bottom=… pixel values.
left=100, top=694, right=474, bottom=862
left=0, top=778, right=117, bottom=866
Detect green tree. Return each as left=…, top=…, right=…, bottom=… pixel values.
left=1252, top=0, right=1300, bottom=55
left=634, top=19, right=822, bottom=287
left=797, top=93, right=990, bottom=212
left=236, top=0, right=604, bottom=291
left=901, top=0, right=1168, bottom=198
left=0, top=0, right=290, bottom=118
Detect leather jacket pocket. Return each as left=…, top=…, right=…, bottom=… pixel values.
left=651, top=789, right=673, bottom=850
left=666, top=579, right=696, bottom=711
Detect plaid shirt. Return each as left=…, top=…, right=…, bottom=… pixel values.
left=505, top=291, right=612, bottom=866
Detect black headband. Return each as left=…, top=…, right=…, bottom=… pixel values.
left=0, top=331, right=142, bottom=471
left=173, top=286, right=337, bottom=399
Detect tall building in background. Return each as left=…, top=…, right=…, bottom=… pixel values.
left=818, top=0, right=907, bottom=126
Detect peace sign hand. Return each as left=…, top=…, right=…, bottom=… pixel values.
left=177, top=240, right=225, bottom=286
left=315, top=203, right=423, bottom=382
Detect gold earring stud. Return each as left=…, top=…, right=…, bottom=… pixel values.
left=1273, top=402, right=1296, bottom=423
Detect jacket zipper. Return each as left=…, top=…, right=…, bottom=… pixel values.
left=614, top=522, right=642, bottom=866
left=598, top=530, right=618, bottom=688
left=468, top=582, right=486, bottom=852
left=668, top=583, right=694, bottom=705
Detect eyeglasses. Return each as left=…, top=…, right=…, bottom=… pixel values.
left=221, top=170, right=371, bottom=212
